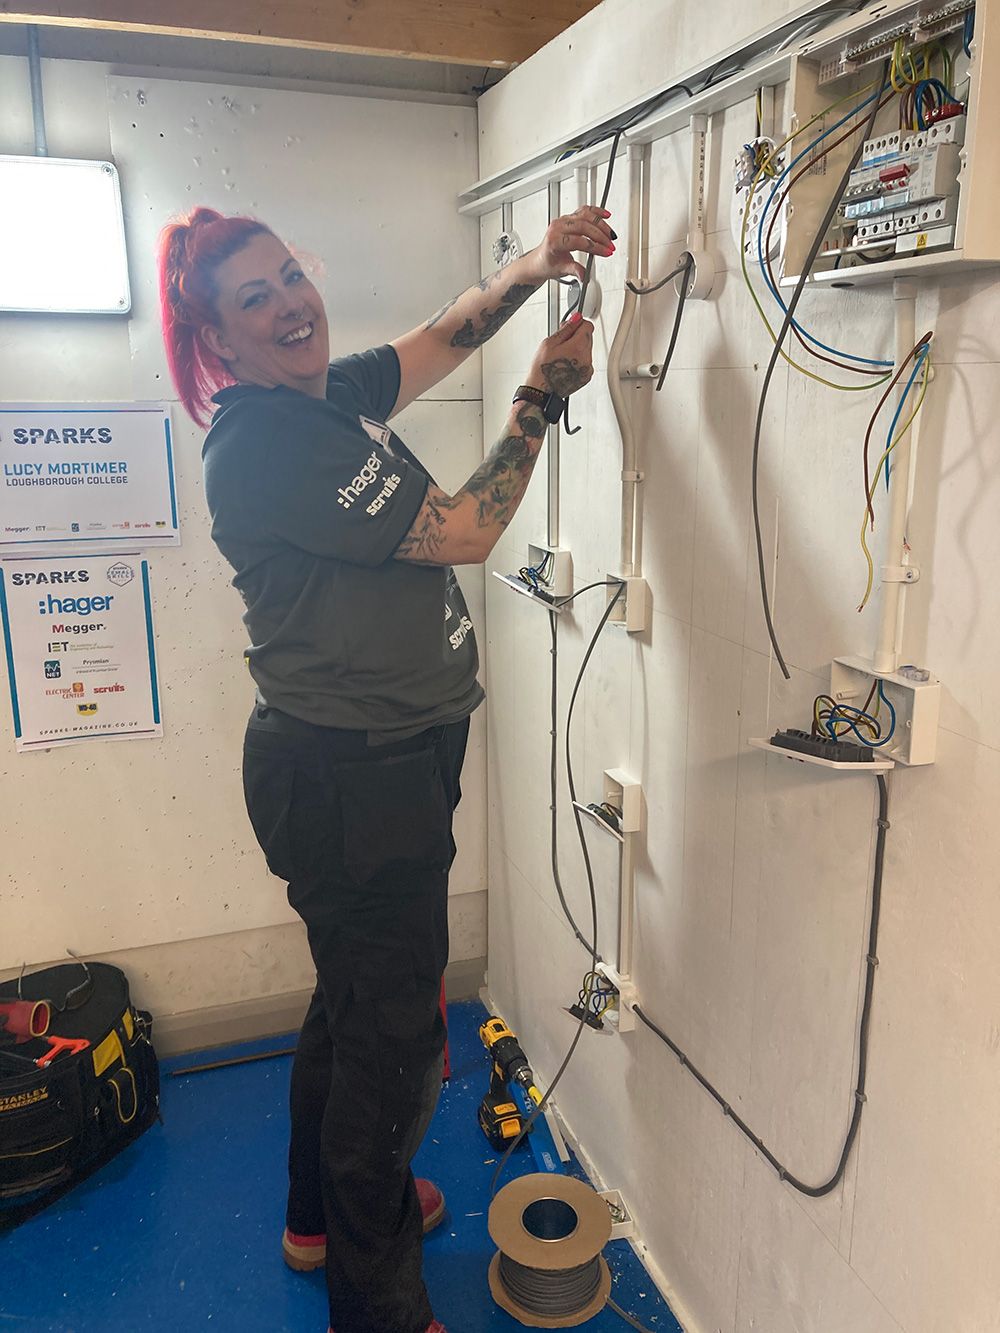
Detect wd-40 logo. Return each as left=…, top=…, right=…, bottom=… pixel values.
left=77, top=703, right=97, bottom=715
left=107, top=562, right=134, bottom=587
left=337, top=452, right=383, bottom=509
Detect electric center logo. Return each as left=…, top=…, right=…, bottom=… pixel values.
left=107, top=562, right=135, bottom=587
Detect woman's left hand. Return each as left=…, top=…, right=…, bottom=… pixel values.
left=527, top=207, right=616, bottom=283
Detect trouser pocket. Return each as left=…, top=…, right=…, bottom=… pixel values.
left=335, top=746, right=452, bottom=886
left=243, top=740, right=297, bottom=882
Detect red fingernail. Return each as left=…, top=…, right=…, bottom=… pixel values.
left=569, top=311, right=582, bottom=323
left=605, top=245, right=616, bottom=255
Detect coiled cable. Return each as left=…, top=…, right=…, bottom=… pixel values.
left=496, top=1254, right=604, bottom=1316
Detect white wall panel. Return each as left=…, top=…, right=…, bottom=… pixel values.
left=480, top=3, right=1000, bottom=1331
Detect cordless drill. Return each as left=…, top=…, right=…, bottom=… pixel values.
left=478, top=1017, right=542, bottom=1151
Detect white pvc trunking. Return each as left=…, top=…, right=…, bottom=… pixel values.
left=575, top=768, right=643, bottom=1032
left=874, top=278, right=921, bottom=676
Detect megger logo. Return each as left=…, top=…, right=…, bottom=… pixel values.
left=337, top=452, right=382, bottom=509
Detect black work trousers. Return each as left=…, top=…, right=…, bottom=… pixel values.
left=242, top=705, right=469, bottom=1333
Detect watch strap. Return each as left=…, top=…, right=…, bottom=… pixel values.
left=513, top=384, right=565, bottom=425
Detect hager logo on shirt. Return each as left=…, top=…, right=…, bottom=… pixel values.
left=337, top=452, right=384, bottom=509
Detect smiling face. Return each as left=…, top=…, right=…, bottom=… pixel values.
left=200, top=232, right=330, bottom=397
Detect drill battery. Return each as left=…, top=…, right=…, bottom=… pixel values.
left=478, top=1090, right=526, bottom=1151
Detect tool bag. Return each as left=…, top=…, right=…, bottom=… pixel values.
left=0, top=961, right=159, bottom=1229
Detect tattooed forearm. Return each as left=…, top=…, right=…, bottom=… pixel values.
left=423, top=262, right=539, bottom=344
left=425, top=295, right=459, bottom=330
left=450, top=284, right=538, bottom=350
left=394, top=404, right=547, bottom=565
left=539, top=356, right=590, bottom=397
left=394, top=488, right=461, bottom=561
left=462, top=409, right=542, bottom=528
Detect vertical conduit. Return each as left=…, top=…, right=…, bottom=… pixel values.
left=27, top=26, right=48, bottom=157
left=607, top=144, right=645, bottom=578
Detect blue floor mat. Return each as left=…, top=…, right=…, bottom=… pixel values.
left=0, top=1000, right=681, bottom=1332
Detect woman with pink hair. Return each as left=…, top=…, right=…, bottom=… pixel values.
left=158, top=204, right=611, bottom=1333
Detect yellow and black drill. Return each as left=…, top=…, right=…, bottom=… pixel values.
left=478, top=1016, right=543, bottom=1151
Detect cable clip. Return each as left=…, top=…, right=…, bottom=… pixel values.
left=877, top=818, right=891, bottom=831
left=620, top=470, right=643, bottom=483
left=853, top=1090, right=868, bottom=1105
left=867, top=953, right=880, bottom=968
left=880, top=564, right=920, bottom=584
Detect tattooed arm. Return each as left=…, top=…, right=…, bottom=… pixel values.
left=394, top=318, right=594, bottom=566
left=389, top=206, right=614, bottom=417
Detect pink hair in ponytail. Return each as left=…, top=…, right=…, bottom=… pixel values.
left=157, top=208, right=272, bottom=427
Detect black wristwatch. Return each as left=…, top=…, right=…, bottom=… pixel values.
left=513, top=384, right=565, bottom=425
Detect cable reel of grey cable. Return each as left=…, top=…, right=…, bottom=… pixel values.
left=488, top=1173, right=612, bottom=1327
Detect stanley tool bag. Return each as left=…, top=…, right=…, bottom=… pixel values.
left=0, top=960, right=159, bottom=1228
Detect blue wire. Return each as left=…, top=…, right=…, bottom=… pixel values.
left=964, top=9, right=974, bottom=58
left=878, top=680, right=897, bottom=741
left=826, top=681, right=897, bottom=747
left=880, top=346, right=928, bottom=491
left=754, top=85, right=894, bottom=368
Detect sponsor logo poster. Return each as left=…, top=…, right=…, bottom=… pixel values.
left=0, top=554, right=162, bottom=752
left=0, top=403, right=179, bottom=551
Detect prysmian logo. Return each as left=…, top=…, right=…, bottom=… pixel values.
left=337, top=452, right=382, bottom=509
left=107, top=562, right=134, bottom=587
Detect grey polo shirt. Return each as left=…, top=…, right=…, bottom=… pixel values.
left=203, top=345, right=483, bottom=737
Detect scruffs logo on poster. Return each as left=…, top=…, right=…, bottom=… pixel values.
left=337, top=452, right=383, bottom=509
left=0, top=1086, right=49, bottom=1114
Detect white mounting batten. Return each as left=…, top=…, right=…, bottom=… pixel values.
left=683, top=114, right=717, bottom=299
left=546, top=179, right=562, bottom=550
left=607, top=144, right=646, bottom=580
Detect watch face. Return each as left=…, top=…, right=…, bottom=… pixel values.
left=543, top=394, right=564, bottom=424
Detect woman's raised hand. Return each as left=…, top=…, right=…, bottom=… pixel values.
left=526, top=207, right=616, bottom=284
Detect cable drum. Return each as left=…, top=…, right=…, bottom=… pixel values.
left=488, top=1174, right=612, bottom=1328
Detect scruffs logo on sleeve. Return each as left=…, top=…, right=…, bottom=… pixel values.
left=337, top=452, right=383, bottom=509
left=336, top=450, right=404, bottom=518
left=0, top=1086, right=49, bottom=1114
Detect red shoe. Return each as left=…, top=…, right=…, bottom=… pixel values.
left=416, top=1178, right=446, bottom=1233
left=284, top=1179, right=446, bottom=1271
left=282, top=1228, right=325, bottom=1273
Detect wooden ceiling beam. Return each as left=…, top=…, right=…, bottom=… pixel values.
left=0, top=0, right=602, bottom=68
